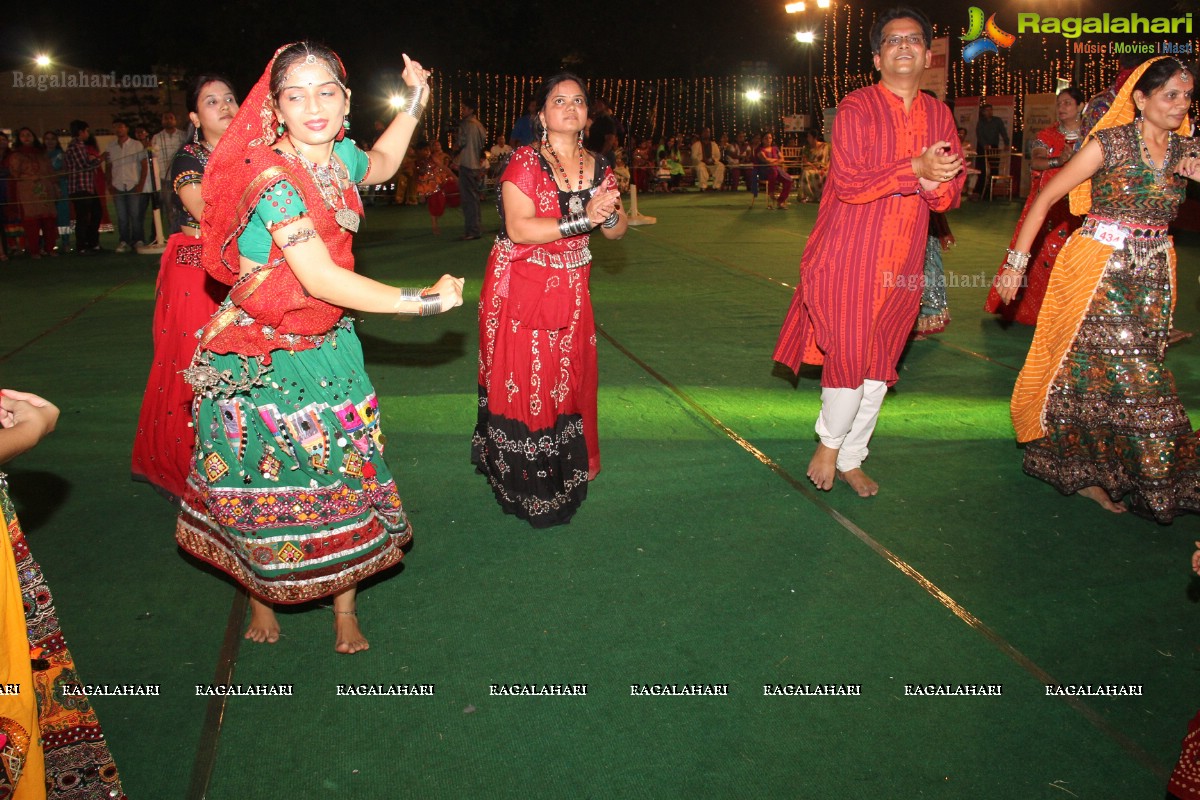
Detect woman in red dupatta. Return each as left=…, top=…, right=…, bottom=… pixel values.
left=984, top=87, right=1085, bottom=324
left=177, top=42, right=463, bottom=654
left=472, top=73, right=626, bottom=527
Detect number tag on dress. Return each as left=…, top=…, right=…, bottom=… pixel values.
left=1093, top=221, right=1126, bottom=250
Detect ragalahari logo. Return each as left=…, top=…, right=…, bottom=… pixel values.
left=961, top=7, right=1017, bottom=62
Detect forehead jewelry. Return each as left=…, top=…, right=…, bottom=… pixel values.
left=283, top=51, right=348, bottom=93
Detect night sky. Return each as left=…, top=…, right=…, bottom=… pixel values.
left=4, top=0, right=1178, bottom=90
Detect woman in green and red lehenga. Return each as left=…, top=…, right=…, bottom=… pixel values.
left=177, top=42, right=463, bottom=654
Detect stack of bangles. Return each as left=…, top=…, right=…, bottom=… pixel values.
left=399, top=84, right=428, bottom=121
left=558, top=213, right=594, bottom=238
left=395, top=286, right=441, bottom=317
left=1004, top=248, right=1031, bottom=274
left=558, top=210, right=619, bottom=238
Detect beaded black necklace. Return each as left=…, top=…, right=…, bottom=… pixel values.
left=542, top=136, right=585, bottom=192
left=542, top=134, right=586, bottom=215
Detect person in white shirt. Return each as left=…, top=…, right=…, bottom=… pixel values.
left=487, top=134, right=512, bottom=180
left=104, top=121, right=148, bottom=252
left=690, top=127, right=725, bottom=191
left=150, top=112, right=187, bottom=230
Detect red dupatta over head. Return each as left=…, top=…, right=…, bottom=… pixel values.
left=198, top=43, right=363, bottom=362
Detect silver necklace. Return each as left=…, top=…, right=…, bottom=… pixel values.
left=1136, top=121, right=1173, bottom=178
left=284, top=138, right=360, bottom=232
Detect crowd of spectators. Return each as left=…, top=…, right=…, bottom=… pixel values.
left=0, top=112, right=186, bottom=257
left=0, top=96, right=836, bottom=259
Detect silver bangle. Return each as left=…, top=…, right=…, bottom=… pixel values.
left=419, top=293, right=441, bottom=317
left=558, top=212, right=592, bottom=238
left=1005, top=248, right=1031, bottom=274
left=394, top=287, right=434, bottom=315
left=601, top=211, right=620, bottom=229
left=1046, top=156, right=1061, bottom=169
left=400, top=85, right=428, bottom=120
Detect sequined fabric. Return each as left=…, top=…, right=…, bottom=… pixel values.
left=1023, top=232, right=1200, bottom=521
left=914, top=234, right=950, bottom=335
left=1089, top=124, right=1186, bottom=226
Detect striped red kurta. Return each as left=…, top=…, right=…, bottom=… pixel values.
left=773, top=83, right=963, bottom=387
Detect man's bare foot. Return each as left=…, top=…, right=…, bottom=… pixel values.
left=1077, top=485, right=1126, bottom=513
left=333, top=611, right=369, bottom=654
left=245, top=596, right=280, bottom=644
left=807, top=443, right=838, bottom=491
left=837, top=468, right=879, bottom=497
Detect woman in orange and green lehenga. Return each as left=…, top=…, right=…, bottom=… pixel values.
left=1001, top=57, right=1200, bottom=523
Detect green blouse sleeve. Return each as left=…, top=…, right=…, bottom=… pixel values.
left=335, top=138, right=370, bottom=183
left=237, top=179, right=309, bottom=263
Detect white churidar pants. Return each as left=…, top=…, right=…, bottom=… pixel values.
left=814, top=379, right=887, bottom=472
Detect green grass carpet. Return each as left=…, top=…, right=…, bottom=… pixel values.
left=1, top=191, right=1196, bottom=799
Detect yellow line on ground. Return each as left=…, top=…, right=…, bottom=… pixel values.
left=596, top=322, right=1169, bottom=782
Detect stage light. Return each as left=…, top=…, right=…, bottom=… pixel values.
left=816, top=0, right=831, bottom=8
left=388, top=95, right=404, bottom=109
left=795, top=31, right=816, bottom=44
left=745, top=89, right=763, bottom=102
left=784, top=2, right=806, bottom=12
left=34, top=54, right=51, bottom=67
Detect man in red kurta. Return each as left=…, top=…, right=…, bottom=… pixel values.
left=773, top=7, right=964, bottom=496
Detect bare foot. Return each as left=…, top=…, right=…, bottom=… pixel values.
left=837, top=468, right=879, bottom=497
left=807, top=443, right=838, bottom=491
left=333, top=612, right=369, bottom=654
left=1077, top=485, right=1126, bottom=513
left=333, top=586, right=368, bottom=654
left=245, top=596, right=280, bottom=644
left=1192, top=541, right=1200, bottom=575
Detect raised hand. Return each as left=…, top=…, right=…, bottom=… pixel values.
left=401, top=54, right=431, bottom=89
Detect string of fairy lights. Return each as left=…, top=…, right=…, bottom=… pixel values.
left=403, top=6, right=1196, bottom=146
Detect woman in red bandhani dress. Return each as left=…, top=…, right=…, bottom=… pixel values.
left=472, top=72, right=627, bottom=528
left=984, top=87, right=1085, bottom=324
